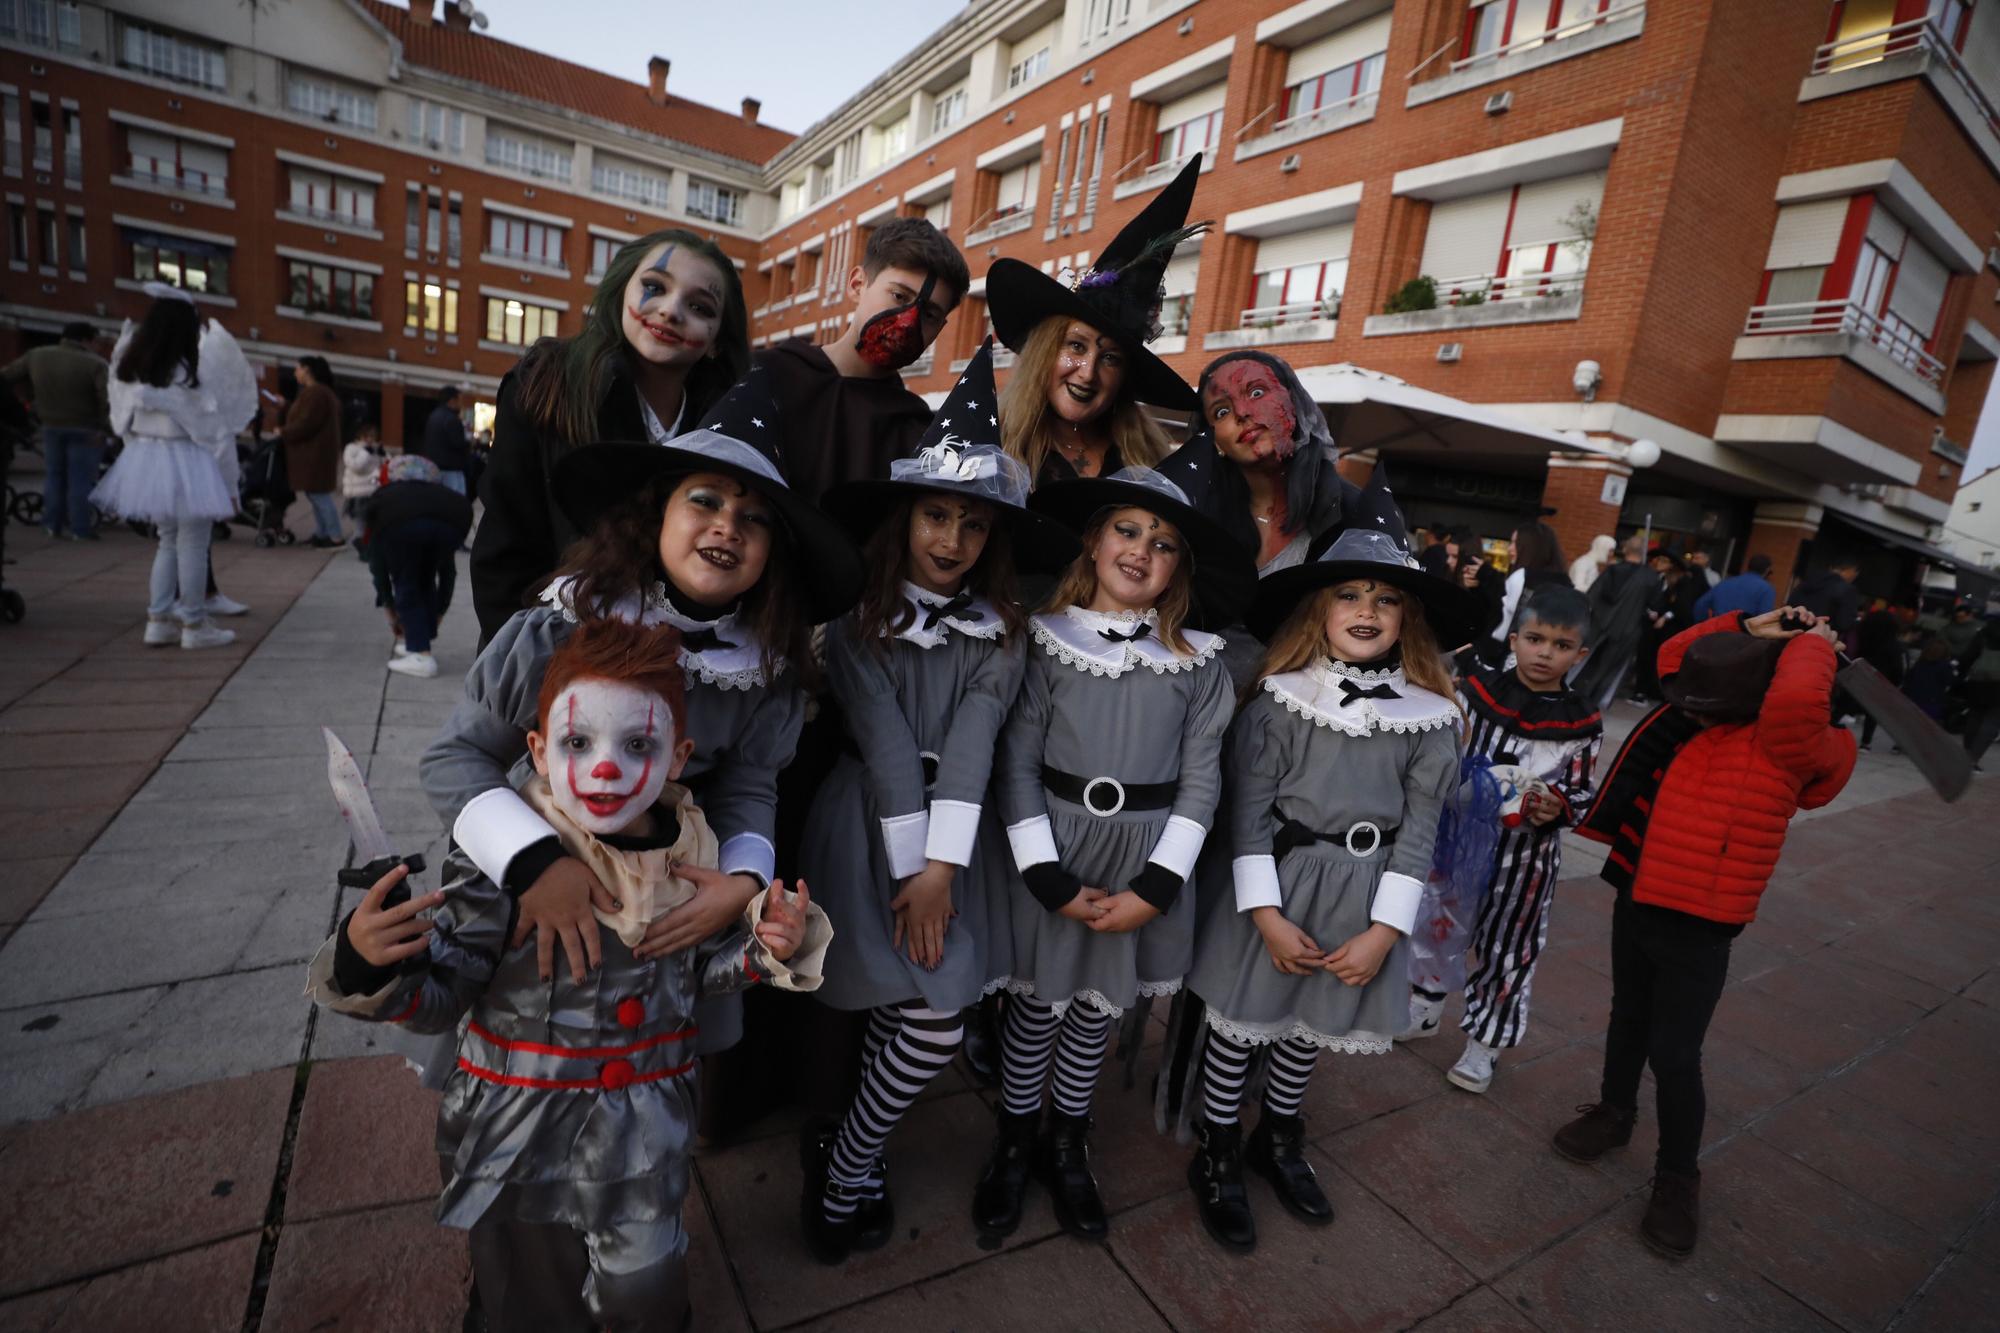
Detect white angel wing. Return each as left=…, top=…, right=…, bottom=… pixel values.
left=195, top=319, right=259, bottom=490
left=104, top=320, right=141, bottom=436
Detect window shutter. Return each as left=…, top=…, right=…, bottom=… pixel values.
left=1255, top=222, right=1354, bottom=273
left=1887, top=240, right=1949, bottom=336
left=1163, top=252, right=1200, bottom=296
left=1420, top=190, right=1512, bottom=280
left=1156, top=82, right=1226, bottom=127
left=1508, top=170, right=1605, bottom=248
left=181, top=142, right=228, bottom=182
left=1286, top=12, right=1393, bottom=83
left=127, top=128, right=174, bottom=164
left=1764, top=198, right=1850, bottom=269
left=1865, top=200, right=1908, bottom=254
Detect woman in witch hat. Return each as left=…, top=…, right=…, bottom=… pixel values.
left=989, top=155, right=1209, bottom=485
left=796, top=340, right=1078, bottom=1264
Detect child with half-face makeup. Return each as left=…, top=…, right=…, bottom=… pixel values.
left=971, top=464, right=1254, bottom=1243
left=794, top=343, right=1078, bottom=1264
left=1179, top=467, right=1477, bottom=1254
left=311, top=616, right=830, bottom=1333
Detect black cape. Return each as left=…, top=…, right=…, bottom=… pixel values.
left=755, top=340, right=932, bottom=507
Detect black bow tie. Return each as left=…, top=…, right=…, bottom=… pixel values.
left=917, top=591, right=980, bottom=630
left=680, top=626, right=738, bottom=654
left=1099, top=621, right=1152, bottom=644
left=1338, top=679, right=1401, bottom=708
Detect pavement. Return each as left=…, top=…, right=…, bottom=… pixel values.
left=0, top=469, right=1996, bottom=1332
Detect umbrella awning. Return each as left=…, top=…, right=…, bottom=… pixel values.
left=1292, top=363, right=1617, bottom=461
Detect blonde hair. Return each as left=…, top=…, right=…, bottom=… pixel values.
left=1000, top=316, right=1171, bottom=479
left=1041, top=507, right=1194, bottom=654
left=1252, top=583, right=1461, bottom=716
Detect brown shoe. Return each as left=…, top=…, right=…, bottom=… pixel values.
left=1552, top=1102, right=1636, bottom=1163
left=1641, top=1170, right=1700, bottom=1259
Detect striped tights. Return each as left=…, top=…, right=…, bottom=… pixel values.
left=1000, top=994, right=1113, bottom=1118
left=1201, top=1031, right=1320, bottom=1124
left=825, top=1001, right=964, bottom=1219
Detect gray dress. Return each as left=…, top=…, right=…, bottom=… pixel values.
left=1188, top=659, right=1460, bottom=1052
left=802, top=586, right=1026, bottom=1012
left=994, top=606, right=1235, bottom=1017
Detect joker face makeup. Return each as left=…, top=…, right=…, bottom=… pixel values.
left=529, top=678, right=691, bottom=835
left=620, top=242, right=727, bottom=370
left=657, top=471, right=773, bottom=608
left=1204, top=360, right=1299, bottom=471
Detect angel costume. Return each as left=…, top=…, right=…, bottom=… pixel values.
left=306, top=779, right=831, bottom=1332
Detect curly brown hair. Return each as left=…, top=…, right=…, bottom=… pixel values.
left=853, top=495, right=1029, bottom=655
left=1040, top=507, right=1194, bottom=654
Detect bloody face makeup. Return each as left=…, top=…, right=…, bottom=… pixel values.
left=1047, top=322, right=1127, bottom=425
left=1324, top=579, right=1404, bottom=663
left=1204, top=359, right=1299, bottom=469
left=656, top=471, right=773, bottom=607
left=620, top=242, right=726, bottom=369
left=852, top=267, right=949, bottom=370
left=906, top=493, right=993, bottom=596
left=539, top=678, right=676, bottom=835
left=1087, top=506, right=1181, bottom=613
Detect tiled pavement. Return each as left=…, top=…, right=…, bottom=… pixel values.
left=0, top=482, right=1994, bottom=1331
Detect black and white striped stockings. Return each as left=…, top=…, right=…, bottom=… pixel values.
left=1201, top=1031, right=1320, bottom=1124
left=824, top=1001, right=964, bottom=1221
left=1000, top=994, right=1113, bottom=1118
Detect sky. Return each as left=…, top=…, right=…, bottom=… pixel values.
left=447, top=0, right=2000, bottom=483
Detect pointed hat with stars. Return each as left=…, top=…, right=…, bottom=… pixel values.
left=552, top=364, right=864, bottom=621
left=1247, top=461, right=1481, bottom=647
left=821, top=339, right=1080, bottom=574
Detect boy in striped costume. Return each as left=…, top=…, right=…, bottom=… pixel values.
left=1402, top=586, right=1602, bottom=1093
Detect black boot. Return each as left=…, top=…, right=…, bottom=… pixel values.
left=961, top=998, right=1001, bottom=1088
left=1038, top=1111, right=1109, bottom=1240
left=798, top=1124, right=854, bottom=1266
left=1552, top=1102, right=1637, bottom=1164
left=1641, top=1170, right=1700, bottom=1259
left=972, top=1108, right=1040, bottom=1236
left=852, top=1156, right=894, bottom=1252
left=1187, top=1118, right=1256, bottom=1252
left=1246, top=1111, right=1333, bottom=1225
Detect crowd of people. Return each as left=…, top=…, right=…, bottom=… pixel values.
left=0, top=153, right=1981, bottom=1331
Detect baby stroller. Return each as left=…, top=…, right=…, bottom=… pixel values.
left=234, top=434, right=297, bottom=547
left=0, top=393, right=32, bottom=623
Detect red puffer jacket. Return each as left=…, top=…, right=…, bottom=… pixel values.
left=1628, top=614, right=1856, bottom=924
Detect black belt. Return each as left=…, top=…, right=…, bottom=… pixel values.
left=1042, top=765, right=1177, bottom=817
left=1272, top=815, right=1397, bottom=860
left=839, top=738, right=939, bottom=790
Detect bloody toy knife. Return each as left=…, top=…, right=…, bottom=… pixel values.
left=323, top=726, right=427, bottom=893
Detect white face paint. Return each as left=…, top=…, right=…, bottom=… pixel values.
left=543, top=678, right=675, bottom=835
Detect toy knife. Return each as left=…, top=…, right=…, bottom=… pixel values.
left=323, top=727, right=427, bottom=894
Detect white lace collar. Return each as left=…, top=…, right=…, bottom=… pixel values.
left=636, top=390, right=687, bottom=445
left=892, top=582, right=1005, bottom=649
left=1029, top=605, right=1222, bottom=678
left=1262, top=657, right=1457, bottom=737
left=539, top=576, right=780, bottom=691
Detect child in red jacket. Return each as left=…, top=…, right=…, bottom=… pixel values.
left=1551, top=606, right=1855, bottom=1260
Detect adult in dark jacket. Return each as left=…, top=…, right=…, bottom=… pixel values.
left=1633, top=551, right=1699, bottom=703
left=1574, top=534, right=1655, bottom=709
left=365, top=454, right=474, bottom=679
left=1852, top=603, right=1906, bottom=749
left=420, top=386, right=475, bottom=493
left=1793, top=558, right=1861, bottom=638
left=470, top=229, right=749, bottom=647
left=282, top=355, right=344, bottom=546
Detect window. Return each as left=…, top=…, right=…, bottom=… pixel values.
left=1753, top=194, right=1953, bottom=372
left=6, top=203, right=23, bottom=262
left=485, top=212, right=566, bottom=268
left=286, top=259, right=375, bottom=317
left=810, top=161, right=834, bottom=204
left=992, top=160, right=1039, bottom=217
left=484, top=296, right=560, bottom=346
left=406, top=98, right=464, bottom=153
left=31, top=99, right=49, bottom=169
left=3, top=94, right=18, bottom=174
left=686, top=178, right=743, bottom=227
left=403, top=280, right=459, bottom=336
left=868, top=116, right=910, bottom=167
left=287, top=167, right=376, bottom=227
left=406, top=188, right=461, bottom=261
left=917, top=193, right=952, bottom=231
left=1282, top=15, right=1392, bottom=124
left=1928, top=0, right=1974, bottom=48
left=780, top=178, right=805, bottom=218
left=65, top=212, right=83, bottom=272
left=1008, top=44, right=1051, bottom=88
left=286, top=70, right=377, bottom=130
left=485, top=126, right=572, bottom=182
left=36, top=206, right=55, bottom=270
left=1083, top=0, right=1133, bottom=42
left=1464, top=0, right=1615, bottom=62
left=127, top=229, right=231, bottom=294
left=1250, top=226, right=1352, bottom=320
left=118, top=20, right=227, bottom=91
left=60, top=107, right=78, bottom=180
left=125, top=129, right=229, bottom=197
left=1160, top=253, right=1199, bottom=336
left=835, top=130, right=865, bottom=186
left=930, top=85, right=968, bottom=136
left=1417, top=170, right=1603, bottom=299
left=589, top=234, right=625, bottom=276
left=592, top=154, right=671, bottom=209
left=1152, top=86, right=1225, bottom=166
left=1, top=0, right=81, bottom=50
left=1285, top=52, right=1384, bottom=122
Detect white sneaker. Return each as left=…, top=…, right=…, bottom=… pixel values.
left=1446, top=1039, right=1499, bottom=1094
left=392, top=639, right=410, bottom=657
left=144, top=616, right=179, bottom=647
left=1396, top=992, right=1446, bottom=1042
left=204, top=593, right=250, bottom=617
left=387, top=651, right=438, bottom=678
left=180, top=620, right=236, bottom=650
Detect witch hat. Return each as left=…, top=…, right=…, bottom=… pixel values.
left=551, top=365, right=865, bottom=621
left=986, top=154, right=1208, bottom=411
left=821, top=339, right=1079, bottom=574
left=1248, top=462, right=1481, bottom=647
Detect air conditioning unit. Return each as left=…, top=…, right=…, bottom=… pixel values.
left=1279, top=153, right=1301, bottom=173
left=1437, top=343, right=1463, bottom=363
left=1177, top=16, right=1193, bottom=34
left=1484, top=91, right=1513, bottom=115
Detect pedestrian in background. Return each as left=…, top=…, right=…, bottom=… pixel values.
left=1569, top=533, right=1615, bottom=593
left=340, top=421, right=384, bottom=521
left=1693, top=553, right=1774, bottom=621
left=420, top=385, right=474, bottom=495
left=364, top=453, right=472, bottom=679
left=4, top=321, right=109, bottom=540
left=1574, top=533, right=1653, bottom=709
left=281, top=355, right=345, bottom=547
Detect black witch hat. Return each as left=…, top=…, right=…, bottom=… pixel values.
left=552, top=365, right=865, bottom=621
left=986, top=154, right=1209, bottom=411
left=1248, top=462, right=1481, bottom=647
left=821, top=339, right=1079, bottom=575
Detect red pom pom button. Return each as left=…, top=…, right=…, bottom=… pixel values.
left=616, top=997, right=645, bottom=1029
left=600, top=1058, right=636, bottom=1091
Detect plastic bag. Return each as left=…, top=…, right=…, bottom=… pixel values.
left=1409, top=755, right=1504, bottom=993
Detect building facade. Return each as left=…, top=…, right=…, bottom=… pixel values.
left=5, top=0, right=1998, bottom=601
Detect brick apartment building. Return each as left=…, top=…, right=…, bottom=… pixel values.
left=5, top=0, right=1999, bottom=598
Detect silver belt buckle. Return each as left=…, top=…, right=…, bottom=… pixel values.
left=1344, top=821, right=1382, bottom=857
left=1081, top=776, right=1126, bottom=818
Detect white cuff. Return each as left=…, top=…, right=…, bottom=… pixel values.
left=1006, top=815, right=1059, bottom=870
left=1371, top=871, right=1426, bottom=936
left=453, top=786, right=558, bottom=887
left=718, top=831, right=775, bottom=889
left=925, top=799, right=982, bottom=868
left=1232, top=855, right=1282, bottom=913
left=1147, top=815, right=1207, bottom=881
left=880, top=810, right=930, bottom=881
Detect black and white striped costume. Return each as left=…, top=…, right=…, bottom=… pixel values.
left=1455, top=667, right=1603, bottom=1048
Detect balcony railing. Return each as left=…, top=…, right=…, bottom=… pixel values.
left=1743, top=298, right=1945, bottom=386
left=1239, top=298, right=1337, bottom=328
left=1811, top=17, right=2000, bottom=141
left=900, top=351, right=934, bottom=377
left=1433, top=270, right=1584, bottom=303
left=482, top=248, right=567, bottom=274
left=61, top=149, right=80, bottom=180
left=285, top=203, right=373, bottom=229
left=1412, top=0, right=1645, bottom=81
left=964, top=208, right=1034, bottom=246
left=122, top=169, right=229, bottom=198
left=1117, top=150, right=1199, bottom=194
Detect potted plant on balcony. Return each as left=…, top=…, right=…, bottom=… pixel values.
left=1383, top=276, right=1437, bottom=314
left=1318, top=291, right=1342, bottom=321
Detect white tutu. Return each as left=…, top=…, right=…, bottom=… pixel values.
left=92, top=436, right=237, bottom=525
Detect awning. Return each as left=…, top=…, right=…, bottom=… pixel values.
left=1291, top=363, right=1616, bottom=461
left=1827, top=510, right=2000, bottom=593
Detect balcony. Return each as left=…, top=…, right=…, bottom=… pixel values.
left=1111, top=149, right=1212, bottom=202
left=480, top=248, right=569, bottom=279
left=1406, top=1, right=1646, bottom=109
left=1737, top=298, right=1946, bottom=409
left=61, top=149, right=80, bottom=181
left=278, top=203, right=382, bottom=238
left=113, top=169, right=232, bottom=204
left=964, top=207, right=1034, bottom=247
left=1802, top=17, right=2000, bottom=170
left=1362, top=271, right=1586, bottom=337
left=1203, top=298, right=1338, bottom=352
left=1234, top=89, right=1380, bottom=163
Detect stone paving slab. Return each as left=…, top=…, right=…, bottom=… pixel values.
left=285, top=1056, right=443, bottom=1223
left=0, top=1234, right=261, bottom=1333
left=257, top=1202, right=470, bottom=1333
